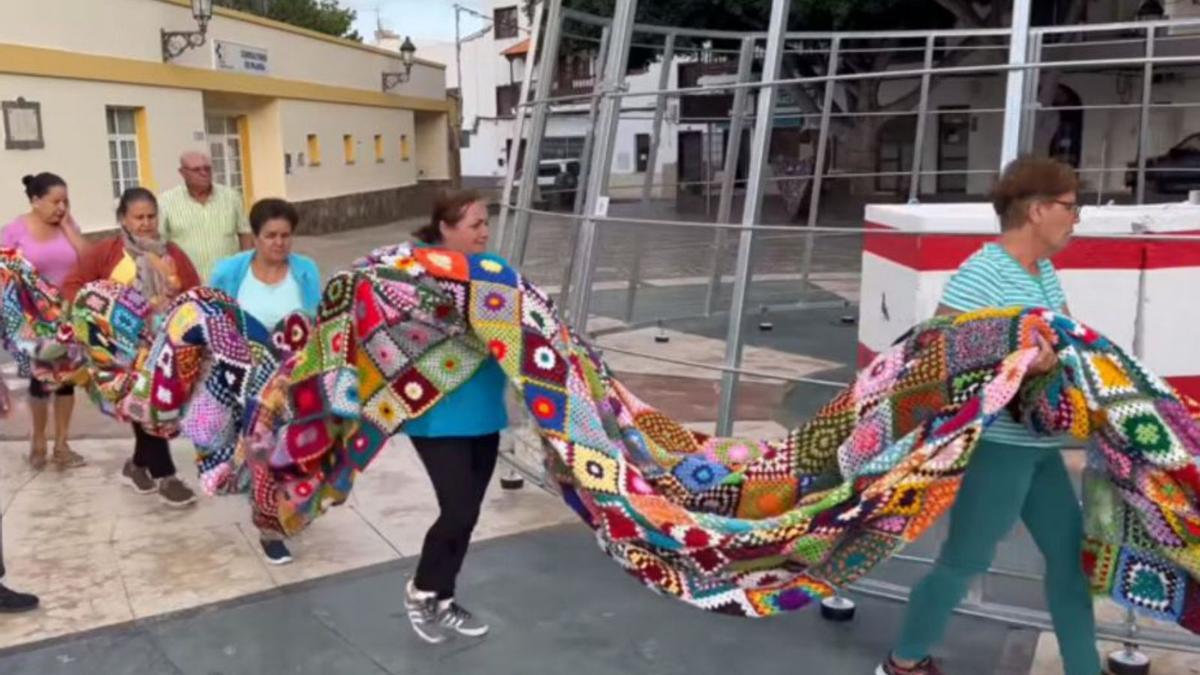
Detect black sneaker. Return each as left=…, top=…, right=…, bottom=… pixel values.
left=260, top=539, right=293, bottom=565
left=405, top=580, right=446, bottom=644
left=437, top=599, right=489, bottom=637
left=0, top=584, right=39, bottom=613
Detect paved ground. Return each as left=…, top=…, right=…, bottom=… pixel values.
left=0, top=524, right=1041, bottom=675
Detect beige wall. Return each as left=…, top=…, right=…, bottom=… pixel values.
left=0, top=74, right=204, bottom=232
left=278, top=100, right=416, bottom=202
left=0, top=0, right=445, bottom=102
left=414, top=112, right=451, bottom=181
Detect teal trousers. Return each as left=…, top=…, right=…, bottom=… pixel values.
left=893, top=440, right=1100, bottom=675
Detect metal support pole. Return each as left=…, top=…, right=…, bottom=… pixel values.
left=558, top=25, right=611, bottom=308
left=565, top=0, right=639, bottom=333
left=703, top=37, right=758, bottom=316
left=799, top=38, right=840, bottom=290
left=621, top=33, right=675, bottom=323
left=571, top=26, right=613, bottom=218
left=999, top=0, right=1032, bottom=168
left=907, top=35, right=936, bottom=203
left=496, top=0, right=550, bottom=256
left=504, top=0, right=564, bottom=264
left=1019, top=31, right=1042, bottom=155
left=1136, top=26, right=1155, bottom=205
left=455, top=5, right=464, bottom=132
left=715, top=0, right=791, bottom=436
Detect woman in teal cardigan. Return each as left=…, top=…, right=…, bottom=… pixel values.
left=211, top=198, right=321, bottom=326
left=211, top=198, right=321, bottom=566
left=403, top=189, right=508, bottom=645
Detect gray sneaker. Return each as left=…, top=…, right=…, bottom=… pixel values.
left=405, top=580, right=447, bottom=644
left=122, top=460, right=157, bottom=494
left=437, top=599, right=489, bottom=637
left=157, top=477, right=197, bottom=508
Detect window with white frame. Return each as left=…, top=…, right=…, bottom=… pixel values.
left=106, top=108, right=140, bottom=198
left=205, top=115, right=245, bottom=194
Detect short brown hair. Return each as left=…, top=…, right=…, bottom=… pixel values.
left=412, top=189, right=483, bottom=244
left=991, top=156, right=1079, bottom=231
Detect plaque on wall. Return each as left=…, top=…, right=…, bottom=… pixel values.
left=3, top=98, right=44, bottom=150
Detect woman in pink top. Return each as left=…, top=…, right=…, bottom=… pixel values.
left=1, top=173, right=89, bottom=470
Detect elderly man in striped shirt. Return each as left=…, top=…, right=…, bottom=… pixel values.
left=158, top=151, right=251, bottom=283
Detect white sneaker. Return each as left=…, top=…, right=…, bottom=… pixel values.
left=437, top=598, right=489, bottom=637
left=404, top=580, right=447, bottom=644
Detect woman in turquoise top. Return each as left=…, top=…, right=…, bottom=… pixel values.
left=211, top=198, right=320, bottom=566
left=404, top=189, right=507, bottom=644
left=878, top=157, right=1099, bottom=675
left=210, top=198, right=321, bottom=325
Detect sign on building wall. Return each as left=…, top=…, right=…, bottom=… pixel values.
left=214, top=40, right=270, bottom=75
left=2, top=98, right=44, bottom=150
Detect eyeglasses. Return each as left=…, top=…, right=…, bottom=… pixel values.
left=182, top=165, right=212, bottom=173
left=1048, top=199, right=1081, bottom=216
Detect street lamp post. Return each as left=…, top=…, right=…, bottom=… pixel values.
left=161, top=0, right=214, bottom=62
left=382, top=37, right=418, bottom=91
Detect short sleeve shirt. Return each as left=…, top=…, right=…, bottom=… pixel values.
left=941, top=242, right=1067, bottom=447
left=158, top=185, right=249, bottom=283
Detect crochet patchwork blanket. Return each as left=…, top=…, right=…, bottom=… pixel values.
left=5, top=244, right=1200, bottom=631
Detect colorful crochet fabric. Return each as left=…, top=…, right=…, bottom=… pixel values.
left=5, top=243, right=1200, bottom=632
left=0, top=248, right=85, bottom=383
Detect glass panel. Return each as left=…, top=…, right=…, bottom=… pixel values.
left=227, top=137, right=241, bottom=161
left=106, top=110, right=117, bottom=135
left=117, top=110, right=136, bottom=135
left=121, top=139, right=137, bottom=161
left=112, top=181, right=122, bottom=199
left=108, top=140, right=118, bottom=162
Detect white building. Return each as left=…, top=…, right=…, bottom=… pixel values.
left=1, top=0, right=453, bottom=235
left=380, top=0, right=1200, bottom=210
left=405, top=1, right=709, bottom=199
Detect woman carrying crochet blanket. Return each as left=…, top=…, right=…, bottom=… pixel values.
left=879, top=158, right=1098, bottom=675
left=61, top=188, right=202, bottom=509
left=401, top=190, right=507, bottom=644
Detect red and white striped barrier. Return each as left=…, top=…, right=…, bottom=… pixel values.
left=857, top=202, right=1200, bottom=400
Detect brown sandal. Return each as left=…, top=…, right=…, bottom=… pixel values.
left=28, top=439, right=48, bottom=471
left=51, top=442, right=86, bottom=469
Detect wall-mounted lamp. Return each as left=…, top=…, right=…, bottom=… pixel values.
left=162, top=0, right=213, bottom=62
left=1135, top=0, right=1166, bottom=21
left=382, top=37, right=418, bottom=91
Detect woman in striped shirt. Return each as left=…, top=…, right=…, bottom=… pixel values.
left=878, top=158, right=1099, bottom=675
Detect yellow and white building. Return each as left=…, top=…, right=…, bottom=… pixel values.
left=0, top=0, right=452, bottom=234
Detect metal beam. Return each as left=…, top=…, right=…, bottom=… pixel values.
left=504, top=0, right=565, bottom=264
left=999, top=0, right=1032, bottom=168
left=1136, top=26, right=1155, bottom=205
left=703, top=36, right=758, bottom=317
left=799, top=38, right=840, bottom=291
left=558, top=25, right=612, bottom=309
left=623, top=33, right=677, bottom=323
left=714, top=0, right=792, bottom=436
left=564, top=0, right=639, bottom=333
left=908, top=35, right=936, bottom=203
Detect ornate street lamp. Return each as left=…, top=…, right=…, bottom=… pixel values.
left=162, top=0, right=214, bottom=62
left=383, top=37, right=418, bottom=91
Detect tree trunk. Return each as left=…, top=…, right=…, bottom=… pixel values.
left=837, top=116, right=887, bottom=198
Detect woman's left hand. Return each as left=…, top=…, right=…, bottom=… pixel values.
left=1026, top=332, right=1058, bottom=377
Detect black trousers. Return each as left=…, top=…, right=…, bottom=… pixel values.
left=132, top=424, right=177, bottom=479
left=411, top=433, right=500, bottom=599
left=28, top=378, right=73, bottom=399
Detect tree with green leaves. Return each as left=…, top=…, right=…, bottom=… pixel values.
left=215, top=0, right=361, bottom=41
left=561, top=0, right=1083, bottom=194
